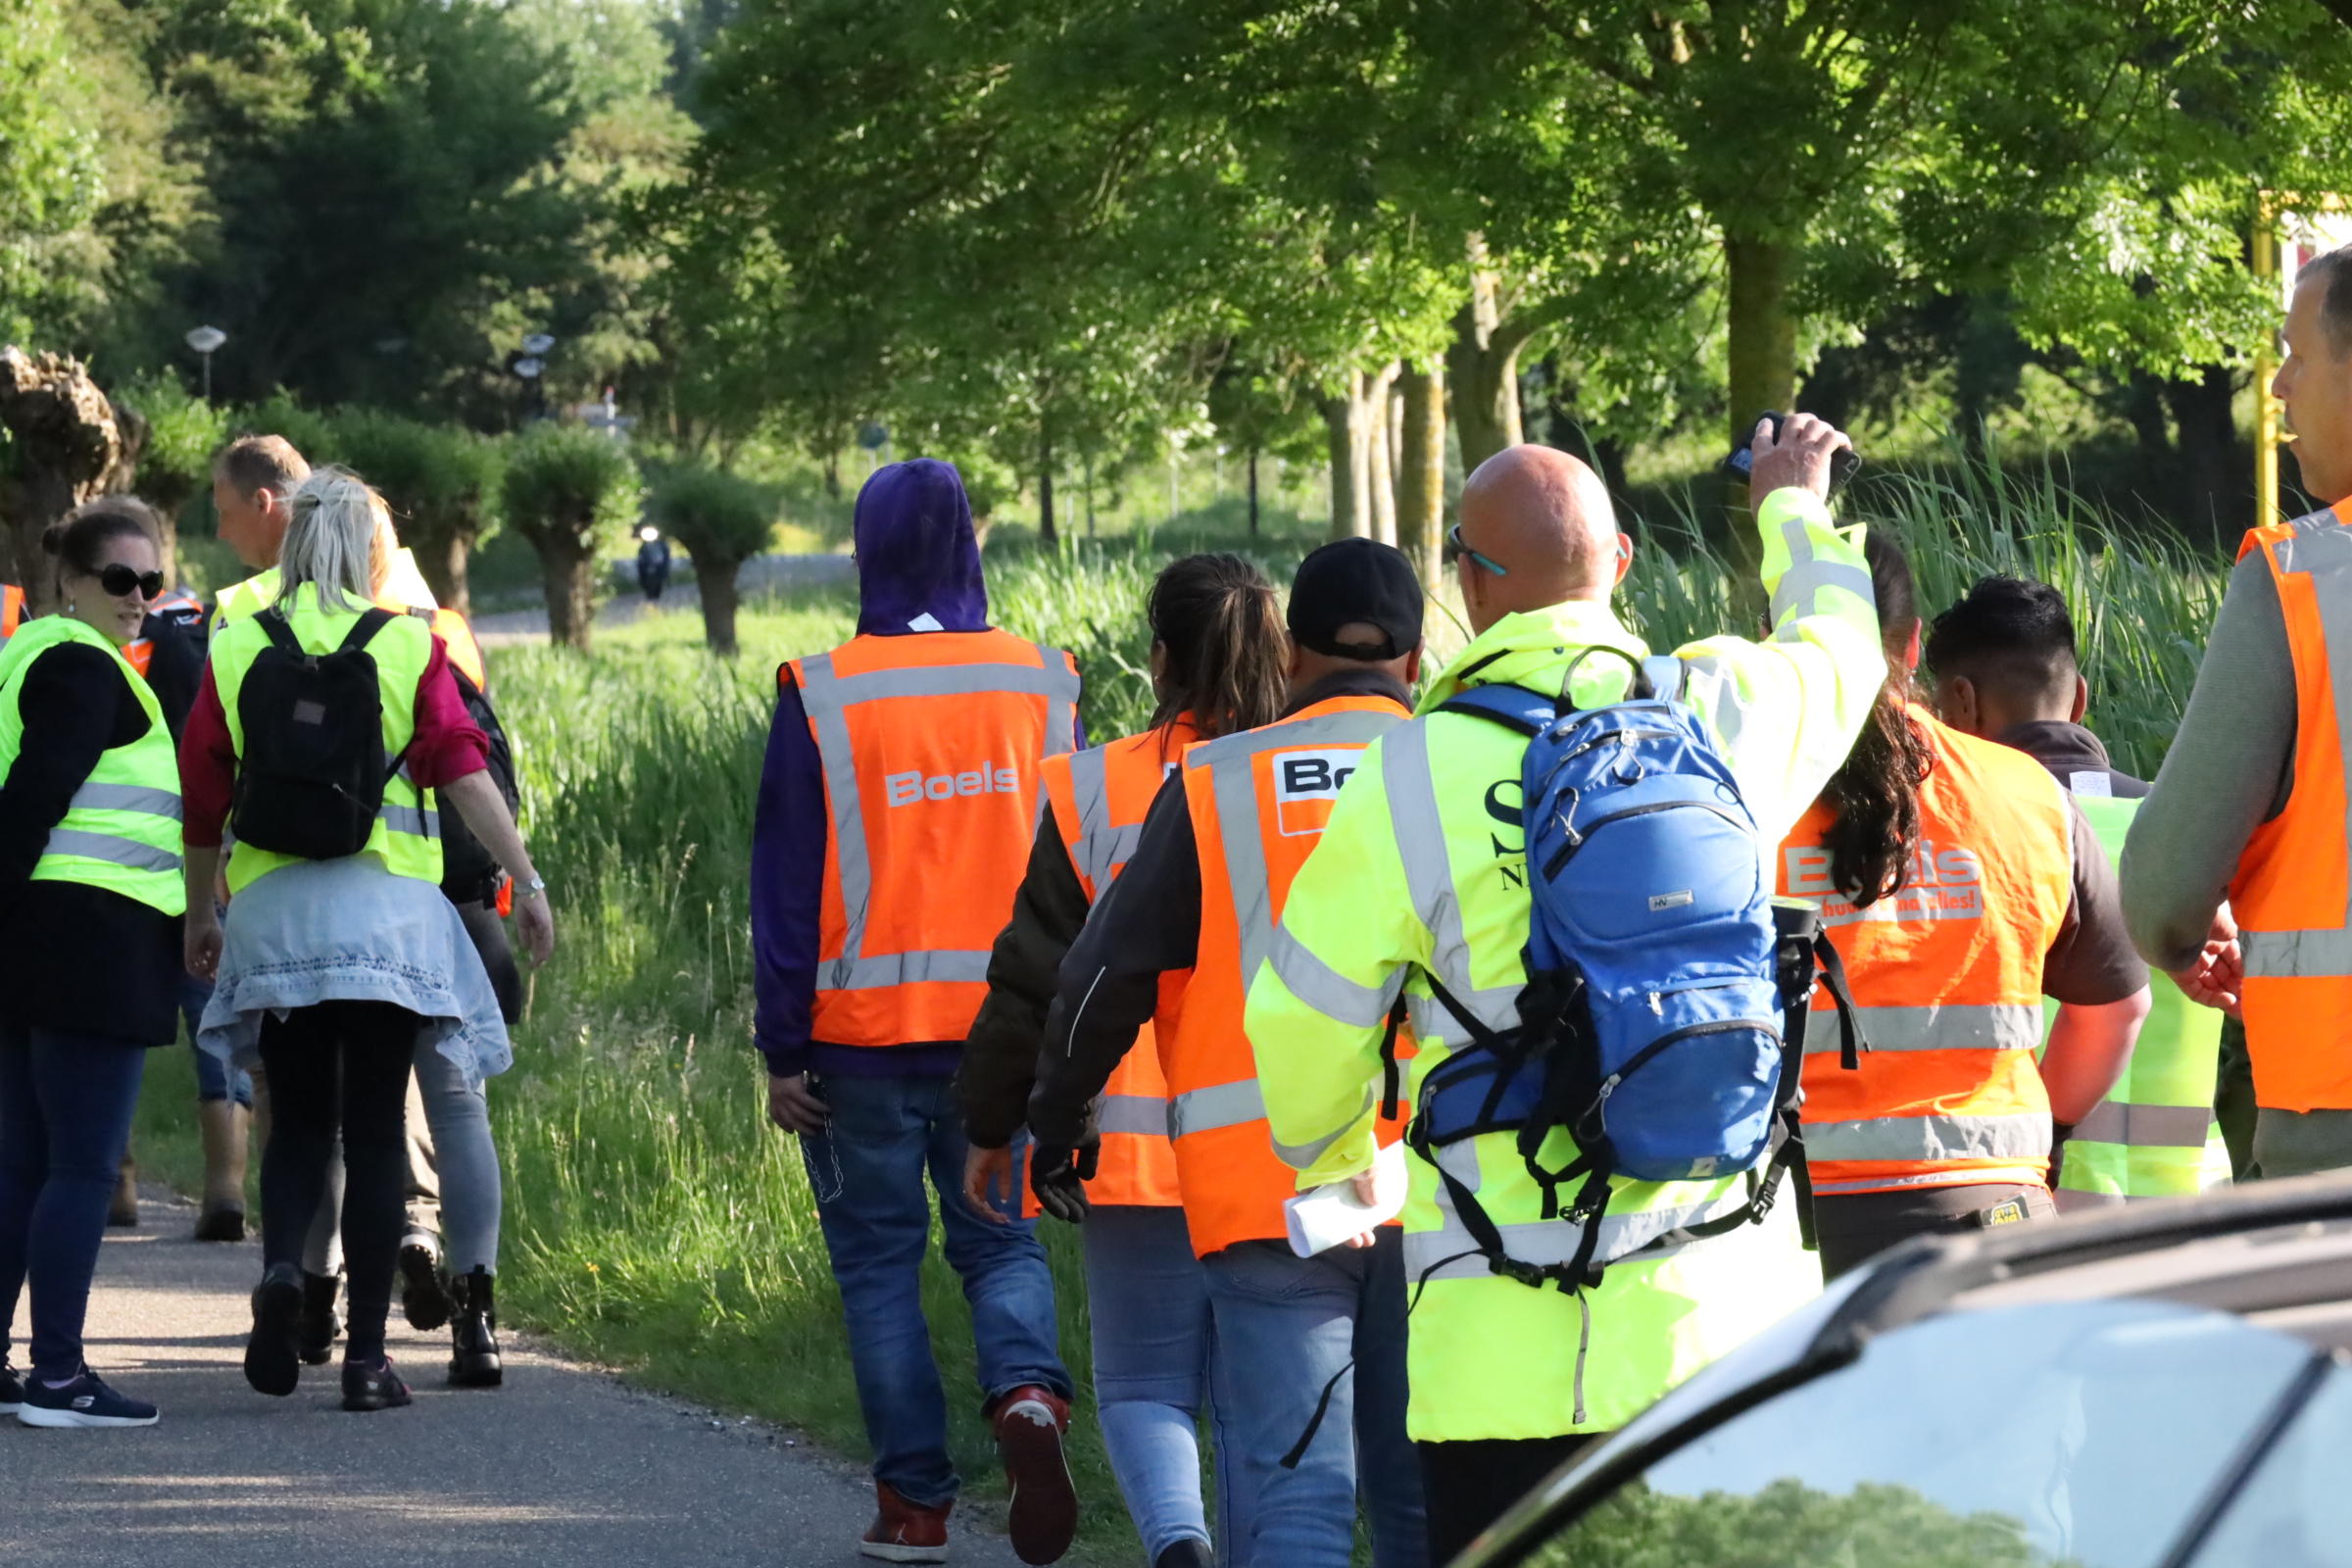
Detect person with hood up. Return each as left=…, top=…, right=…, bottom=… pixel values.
left=752, top=460, right=1083, bottom=1565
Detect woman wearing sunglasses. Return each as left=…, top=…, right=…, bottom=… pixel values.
left=0, top=500, right=189, bottom=1427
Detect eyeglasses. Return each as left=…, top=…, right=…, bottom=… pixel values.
left=1448, top=522, right=1508, bottom=577
left=98, top=564, right=166, bottom=601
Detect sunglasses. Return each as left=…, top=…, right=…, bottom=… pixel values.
left=1448, top=522, right=1508, bottom=577
left=98, top=564, right=166, bottom=600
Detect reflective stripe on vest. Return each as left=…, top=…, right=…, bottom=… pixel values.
left=1063, top=744, right=1148, bottom=894
left=1375, top=719, right=1522, bottom=1036
left=2232, top=505, right=2352, bottom=1109
left=0, top=615, right=186, bottom=914
left=799, top=642, right=1077, bottom=995
left=1784, top=709, right=2072, bottom=1196
left=1165, top=696, right=1409, bottom=1254
left=1403, top=1176, right=1757, bottom=1284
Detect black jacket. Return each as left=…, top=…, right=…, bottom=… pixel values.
left=956, top=810, right=1095, bottom=1150
left=1026, top=667, right=1413, bottom=1150
left=0, top=640, right=184, bottom=1046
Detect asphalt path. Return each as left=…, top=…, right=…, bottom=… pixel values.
left=3, top=1186, right=1026, bottom=1567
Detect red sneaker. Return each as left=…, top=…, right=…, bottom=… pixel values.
left=860, top=1481, right=951, bottom=1563
left=993, top=1384, right=1077, bottom=1564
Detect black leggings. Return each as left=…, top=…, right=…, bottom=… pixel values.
left=257, top=1001, right=421, bottom=1362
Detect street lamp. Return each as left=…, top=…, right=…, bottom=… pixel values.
left=184, top=325, right=226, bottom=402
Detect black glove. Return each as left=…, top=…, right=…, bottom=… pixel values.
left=1028, top=1141, right=1099, bottom=1225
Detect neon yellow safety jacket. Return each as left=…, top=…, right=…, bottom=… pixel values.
left=2051, top=793, right=2230, bottom=1206
left=1246, top=488, right=1885, bottom=1442
left=210, top=565, right=281, bottom=639
left=0, top=615, right=187, bottom=916
left=210, top=583, right=441, bottom=894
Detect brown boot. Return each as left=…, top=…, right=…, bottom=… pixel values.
left=109, top=1151, right=139, bottom=1228
left=195, top=1101, right=249, bottom=1242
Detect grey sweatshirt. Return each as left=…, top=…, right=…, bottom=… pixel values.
left=2120, top=550, right=2297, bottom=970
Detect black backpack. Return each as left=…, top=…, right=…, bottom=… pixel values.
left=438, top=662, right=520, bottom=904
left=230, top=607, right=408, bottom=860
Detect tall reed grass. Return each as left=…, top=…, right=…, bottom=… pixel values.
left=488, top=481, right=2231, bottom=1560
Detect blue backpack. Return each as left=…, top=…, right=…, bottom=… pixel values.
left=1394, top=646, right=1859, bottom=1295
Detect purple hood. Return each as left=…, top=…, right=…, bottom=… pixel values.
left=854, top=458, right=989, bottom=635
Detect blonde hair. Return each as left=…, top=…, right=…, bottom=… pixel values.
left=279, top=466, right=392, bottom=612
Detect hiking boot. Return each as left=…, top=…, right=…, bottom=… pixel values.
left=16, top=1365, right=158, bottom=1428
left=108, top=1153, right=138, bottom=1228
left=447, top=1267, right=503, bottom=1388
left=194, top=1101, right=249, bottom=1243
left=992, top=1384, right=1076, bottom=1564
left=399, top=1232, right=454, bottom=1332
left=340, top=1355, right=412, bottom=1413
left=0, top=1360, right=22, bottom=1417
left=859, top=1481, right=951, bottom=1563
left=244, top=1262, right=305, bottom=1396
left=297, top=1271, right=342, bottom=1365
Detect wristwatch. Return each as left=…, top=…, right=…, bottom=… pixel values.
left=519, top=874, right=548, bottom=900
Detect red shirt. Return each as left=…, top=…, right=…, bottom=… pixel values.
left=179, top=631, right=489, bottom=849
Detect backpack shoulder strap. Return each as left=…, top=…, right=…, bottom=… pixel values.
left=1436, top=683, right=1555, bottom=738
left=255, top=606, right=304, bottom=656
left=336, top=607, right=399, bottom=655
left=1642, top=656, right=1686, bottom=703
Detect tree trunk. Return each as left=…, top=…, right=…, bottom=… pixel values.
left=1446, top=238, right=1527, bottom=471
left=1724, top=232, right=1798, bottom=597
left=535, top=528, right=595, bottom=651
left=1321, top=395, right=1361, bottom=540
left=2164, top=366, right=2241, bottom=539
left=695, top=557, right=742, bottom=657
left=0, top=349, right=129, bottom=613
left=1368, top=377, right=1397, bottom=548
left=1248, top=447, right=1260, bottom=537
left=1397, top=360, right=1446, bottom=587
left=411, top=523, right=478, bottom=619
left=1038, top=427, right=1057, bottom=545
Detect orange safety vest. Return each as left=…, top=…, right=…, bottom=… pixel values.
left=785, top=629, right=1081, bottom=1051
left=1164, top=691, right=1412, bottom=1256
left=1780, top=706, right=2074, bottom=1197
left=2233, top=502, right=2352, bottom=1109
left=0, top=585, right=22, bottom=643
left=433, top=607, right=488, bottom=692
left=1035, top=716, right=1197, bottom=1210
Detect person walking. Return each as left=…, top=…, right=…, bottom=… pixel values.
left=1929, top=574, right=2234, bottom=1206
left=2125, top=241, right=2352, bottom=1181
left=0, top=501, right=188, bottom=1427
left=957, top=554, right=1290, bottom=1568
left=753, top=459, right=1081, bottom=1565
left=1246, top=425, right=1886, bottom=1560
left=1780, top=535, right=2148, bottom=1276
left=636, top=527, right=672, bottom=602
left=1028, top=539, right=1431, bottom=1568
left=180, top=468, right=553, bottom=1414
left=209, top=482, right=519, bottom=1385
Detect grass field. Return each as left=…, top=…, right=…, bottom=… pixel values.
left=128, top=475, right=2235, bottom=1563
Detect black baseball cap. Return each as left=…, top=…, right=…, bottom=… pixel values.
left=1288, top=538, right=1423, bottom=661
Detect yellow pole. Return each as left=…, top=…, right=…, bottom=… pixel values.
left=2256, top=192, right=2280, bottom=528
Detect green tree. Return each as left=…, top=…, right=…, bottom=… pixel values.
left=116, top=371, right=230, bottom=585
left=501, top=422, right=640, bottom=650
left=645, top=460, right=776, bottom=655
left=328, top=410, right=504, bottom=615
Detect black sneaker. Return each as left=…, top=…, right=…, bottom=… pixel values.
left=399, top=1235, right=454, bottom=1332
left=17, top=1366, right=159, bottom=1428
left=341, top=1355, right=413, bottom=1413
left=0, top=1361, right=21, bottom=1416
left=297, top=1271, right=341, bottom=1365
left=244, top=1262, right=304, bottom=1397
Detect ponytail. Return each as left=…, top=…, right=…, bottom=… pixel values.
left=1820, top=530, right=1934, bottom=907
left=1147, top=553, right=1288, bottom=744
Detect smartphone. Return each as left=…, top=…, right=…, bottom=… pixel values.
left=1720, top=412, right=1860, bottom=502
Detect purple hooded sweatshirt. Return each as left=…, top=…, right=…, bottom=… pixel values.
left=752, top=460, right=1079, bottom=1079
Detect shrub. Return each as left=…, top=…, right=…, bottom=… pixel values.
left=114, top=372, right=229, bottom=588
left=646, top=461, right=777, bottom=655
left=501, top=422, right=642, bottom=649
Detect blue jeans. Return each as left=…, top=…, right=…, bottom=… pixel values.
left=800, top=1071, right=1071, bottom=1508
left=184, top=973, right=250, bottom=1105
left=1202, top=1232, right=1427, bottom=1568
left=0, top=1024, right=148, bottom=1377
left=1088, top=1203, right=1250, bottom=1562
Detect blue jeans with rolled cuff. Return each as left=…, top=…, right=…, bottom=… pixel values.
left=798, top=1070, right=1071, bottom=1509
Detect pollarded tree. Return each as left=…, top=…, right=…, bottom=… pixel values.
left=645, top=462, right=775, bottom=656
left=501, top=421, right=640, bottom=650
left=330, top=410, right=504, bottom=615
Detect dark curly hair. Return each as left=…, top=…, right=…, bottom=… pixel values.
left=1820, top=530, right=1935, bottom=906
left=1147, top=553, right=1289, bottom=746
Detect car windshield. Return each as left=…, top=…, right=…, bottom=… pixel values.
left=1527, top=1300, right=2316, bottom=1568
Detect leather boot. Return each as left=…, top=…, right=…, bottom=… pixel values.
left=448, top=1266, right=503, bottom=1388
left=297, top=1271, right=341, bottom=1365
left=108, top=1152, right=138, bottom=1227
left=195, top=1101, right=249, bottom=1242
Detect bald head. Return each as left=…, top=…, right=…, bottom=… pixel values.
left=1454, top=445, right=1628, bottom=633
